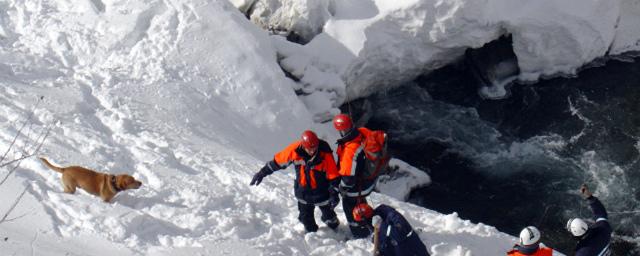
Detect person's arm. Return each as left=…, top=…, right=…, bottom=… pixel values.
left=250, top=142, right=297, bottom=186
left=587, top=196, right=608, bottom=221
left=580, top=185, right=612, bottom=239
left=338, top=143, right=361, bottom=191
left=323, top=152, right=341, bottom=207
left=580, top=184, right=607, bottom=221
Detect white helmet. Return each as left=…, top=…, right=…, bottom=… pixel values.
left=519, top=226, right=541, bottom=246
left=566, top=218, right=589, bottom=237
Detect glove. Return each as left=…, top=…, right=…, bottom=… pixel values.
left=250, top=165, right=273, bottom=186
left=338, top=185, right=349, bottom=196
left=329, top=187, right=340, bottom=208
left=371, top=215, right=382, bottom=227
left=580, top=184, right=593, bottom=199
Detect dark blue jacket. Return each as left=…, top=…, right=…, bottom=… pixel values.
left=575, top=196, right=612, bottom=256
left=374, top=204, right=429, bottom=256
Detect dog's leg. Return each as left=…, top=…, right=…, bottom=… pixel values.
left=62, top=175, right=77, bottom=194
left=101, top=194, right=113, bottom=203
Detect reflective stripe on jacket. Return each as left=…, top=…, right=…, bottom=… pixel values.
left=507, top=247, right=554, bottom=256
left=374, top=204, right=429, bottom=256
left=271, top=140, right=339, bottom=203
left=336, top=127, right=377, bottom=197
left=336, top=128, right=369, bottom=177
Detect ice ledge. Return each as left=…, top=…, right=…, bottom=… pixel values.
left=236, top=0, right=640, bottom=105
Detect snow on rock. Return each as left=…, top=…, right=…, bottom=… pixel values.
left=238, top=0, right=640, bottom=102
left=234, top=0, right=333, bottom=43
left=609, top=0, right=640, bottom=55
left=491, top=0, right=619, bottom=81
left=272, top=34, right=349, bottom=122
left=376, top=158, right=431, bottom=201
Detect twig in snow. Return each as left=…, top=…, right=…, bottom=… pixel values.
left=30, top=229, right=39, bottom=256
left=0, top=96, right=43, bottom=164
left=0, top=123, right=52, bottom=186
left=0, top=185, right=28, bottom=224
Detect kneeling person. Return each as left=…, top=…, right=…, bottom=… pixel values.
left=353, top=203, right=429, bottom=256
left=250, top=130, right=341, bottom=232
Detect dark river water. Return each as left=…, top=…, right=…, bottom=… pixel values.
left=355, top=56, right=640, bottom=255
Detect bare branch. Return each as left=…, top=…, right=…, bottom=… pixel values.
left=0, top=96, right=43, bottom=165
left=0, top=185, right=28, bottom=224
left=2, top=211, right=31, bottom=223
left=0, top=124, right=52, bottom=186
left=30, top=229, right=39, bottom=256
left=0, top=96, right=49, bottom=228
left=0, top=160, right=22, bottom=187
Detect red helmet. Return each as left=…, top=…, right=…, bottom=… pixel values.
left=352, top=203, right=374, bottom=222
left=333, top=114, right=353, bottom=131
left=300, top=130, right=319, bottom=150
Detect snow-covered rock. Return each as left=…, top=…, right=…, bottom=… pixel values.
left=237, top=0, right=333, bottom=42
left=237, top=0, right=640, bottom=102
left=377, top=158, right=432, bottom=201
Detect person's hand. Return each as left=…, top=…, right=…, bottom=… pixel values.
left=372, top=215, right=382, bottom=228
left=250, top=166, right=272, bottom=186
left=329, top=188, right=340, bottom=208
left=338, top=185, right=349, bottom=196
left=250, top=171, right=265, bottom=186
left=580, top=184, right=593, bottom=199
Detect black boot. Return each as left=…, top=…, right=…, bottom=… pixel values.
left=320, top=204, right=340, bottom=230
left=298, top=201, right=319, bottom=233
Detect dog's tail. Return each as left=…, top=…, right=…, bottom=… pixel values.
left=39, top=157, right=65, bottom=173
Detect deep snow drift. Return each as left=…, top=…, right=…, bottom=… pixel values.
left=0, top=0, right=521, bottom=255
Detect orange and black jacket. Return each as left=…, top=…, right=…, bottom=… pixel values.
left=266, top=139, right=339, bottom=204
left=507, top=246, right=554, bottom=256
left=336, top=127, right=377, bottom=197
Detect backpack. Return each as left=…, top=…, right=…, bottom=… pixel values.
left=361, top=130, right=390, bottom=180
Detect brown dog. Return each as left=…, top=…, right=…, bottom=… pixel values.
left=39, top=157, right=142, bottom=203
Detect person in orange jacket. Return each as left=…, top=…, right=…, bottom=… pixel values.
left=507, top=226, right=563, bottom=256
left=250, top=130, right=341, bottom=233
left=332, top=114, right=380, bottom=238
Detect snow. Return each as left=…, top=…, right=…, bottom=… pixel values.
left=238, top=0, right=640, bottom=103
left=376, top=159, right=431, bottom=201
left=0, top=0, right=518, bottom=255
left=610, top=0, right=640, bottom=55
left=2, top=0, right=630, bottom=254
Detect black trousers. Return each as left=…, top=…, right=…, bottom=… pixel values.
left=297, top=201, right=339, bottom=232
left=342, top=196, right=371, bottom=238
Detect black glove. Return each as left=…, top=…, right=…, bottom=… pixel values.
left=250, top=165, right=273, bottom=186
left=337, top=185, right=347, bottom=196
left=329, top=187, right=340, bottom=208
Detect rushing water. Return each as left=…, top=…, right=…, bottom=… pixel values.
left=354, top=56, right=640, bottom=254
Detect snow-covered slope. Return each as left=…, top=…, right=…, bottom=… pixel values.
left=237, top=0, right=640, bottom=102
left=0, top=0, right=519, bottom=255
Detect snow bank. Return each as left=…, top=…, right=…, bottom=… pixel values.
left=236, top=0, right=640, bottom=103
